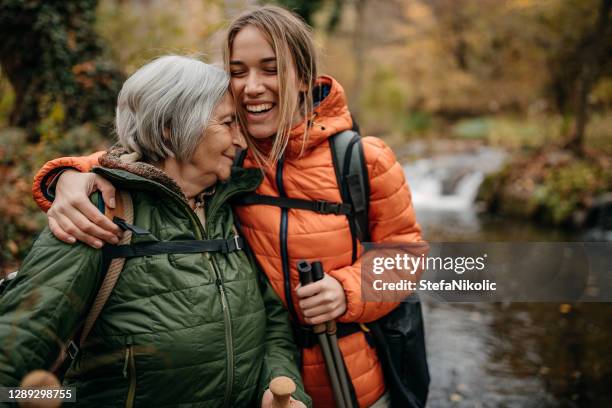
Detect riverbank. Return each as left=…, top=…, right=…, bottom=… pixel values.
left=392, top=113, right=612, bottom=234
left=478, top=147, right=611, bottom=228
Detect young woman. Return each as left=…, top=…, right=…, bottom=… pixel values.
left=31, top=6, right=423, bottom=407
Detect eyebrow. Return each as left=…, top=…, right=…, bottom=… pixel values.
left=229, top=57, right=277, bottom=65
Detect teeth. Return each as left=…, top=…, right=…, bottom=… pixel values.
left=246, top=104, right=273, bottom=113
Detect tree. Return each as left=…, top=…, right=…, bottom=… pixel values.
left=537, top=0, right=612, bottom=155
left=0, top=0, right=124, bottom=140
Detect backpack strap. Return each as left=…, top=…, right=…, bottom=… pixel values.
left=79, top=189, right=133, bottom=346
left=235, top=194, right=353, bottom=215
left=329, top=130, right=370, bottom=262
left=231, top=131, right=371, bottom=264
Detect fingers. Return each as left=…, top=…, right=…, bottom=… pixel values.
left=48, top=216, right=76, bottom=244
left=295, top=280, right=323, bottom=299
left=49, top=207, right=105, bottom=249
left=260, top=389, right=273, bottom=408
left=298, top=291, right=336, bottom=311
left=75, top=196, right=122, bottom=239
left=301, top=303, right=335, bottom=318
left=50, top=171, right=122, bottom=246
left=290, top=398, right=307, bottom=408
left=94, top=175, right=117, bottom=209
left=304, top=312, right=341, bottom=326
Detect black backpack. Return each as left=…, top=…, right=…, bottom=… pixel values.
left=234, top=129, right=430, bottom=407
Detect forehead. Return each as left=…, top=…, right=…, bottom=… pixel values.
left=213, top=93, right=234, bottom=117
left=231, top=25, right=275, bottom=60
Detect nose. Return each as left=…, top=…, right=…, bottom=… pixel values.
left=244, top=71, right=265, bottom=96
left=232, top=124, right=247, bottom=150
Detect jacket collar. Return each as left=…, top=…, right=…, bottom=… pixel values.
left=95, top=147, right=262, bottom=205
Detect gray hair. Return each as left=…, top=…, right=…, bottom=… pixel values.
left=115, top=55, right=229, bottom=162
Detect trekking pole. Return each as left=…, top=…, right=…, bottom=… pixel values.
left=19, top=370, right=62, bottom=408
left=311, top=262, right=356, bottom=408
left=297, top=261, right=346, bottom=408
left=269, top=376, right=296, bottom=408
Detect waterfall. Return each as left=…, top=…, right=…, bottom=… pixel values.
left=403, top=147, right=506, bottom=213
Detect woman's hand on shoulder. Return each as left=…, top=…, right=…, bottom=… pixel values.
left=47, top=170, right=122, bottom=248
left=295, top=274, right=347, bottom=325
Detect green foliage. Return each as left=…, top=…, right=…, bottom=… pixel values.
left=536, top=161, right=609, bottom=224
left=0, top=0, right=124, bottom=138
left=453, top=118, right=492, bottom=140
left=360, top=67, right=408, bottom=135
left=95, top=0, right=225, bottom=74
left=0, top=75, right=14, bottom=127
left=402, top=111, right=433, bottom=135
left=479, top=150, right=612, bottom=226
left=0, top=125, right=109, bottom=269
left=270, top=0, right=325, bottom=25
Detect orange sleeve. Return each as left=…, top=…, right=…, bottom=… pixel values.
left=32, top=151, right=105, bottom=212
left=328, top=136, right=423, bottom=323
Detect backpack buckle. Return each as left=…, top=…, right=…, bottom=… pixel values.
left=67, top=340, right=80, bottom=360
left=224, top=236, right=243, bottom=253
left=316, top=201, right=341, bottom=215
left=232, top=235, right=242, bottom=251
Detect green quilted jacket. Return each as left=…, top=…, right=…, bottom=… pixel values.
left=0, top=153, right=310, bottom=408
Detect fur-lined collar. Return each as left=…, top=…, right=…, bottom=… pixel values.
left=99, top=147, right=187, bottom=201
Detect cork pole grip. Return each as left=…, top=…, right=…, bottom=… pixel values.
left=269, top=376, right=296, bottom=408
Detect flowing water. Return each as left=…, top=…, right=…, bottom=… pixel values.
left=401, top=144, right=612, bottom=407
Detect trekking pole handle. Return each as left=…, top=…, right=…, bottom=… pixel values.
left=297, top=260, right=313, bottom=286
left=19, top=370, right=62, bottom=408
left=311, top=262, right=324, bottom=282
left=270, top=376, right=296, bottom=408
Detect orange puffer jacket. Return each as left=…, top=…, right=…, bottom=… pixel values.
left=31, top=76, right=422, bottom=408
left=235, top=76, right=422, bottom=407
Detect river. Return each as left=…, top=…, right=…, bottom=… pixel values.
left=401, top=142, right=612, bottom=407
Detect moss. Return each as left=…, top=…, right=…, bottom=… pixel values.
left=0, top=125, right=108, bottom=271
left=479, top=150, right=611, bottom=227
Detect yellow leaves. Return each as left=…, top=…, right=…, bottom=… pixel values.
left=6, top=240, right=18, bottom=256
left=38, top=102, right=65, bottom=143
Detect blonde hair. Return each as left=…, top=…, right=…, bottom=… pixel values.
left=224, top=5, right=318, bottom=165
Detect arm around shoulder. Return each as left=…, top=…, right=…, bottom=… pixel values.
left=32, top=151, right=105, bottom=212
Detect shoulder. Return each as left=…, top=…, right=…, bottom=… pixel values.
left=361, top=136, right=400, bottom=178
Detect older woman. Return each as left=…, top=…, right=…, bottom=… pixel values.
left=0, top=56, right=309, bottom=407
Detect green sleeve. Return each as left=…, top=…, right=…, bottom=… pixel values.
left=0, top=228, right=104, bottom=388
left=256, top=271, right=312, bottom=407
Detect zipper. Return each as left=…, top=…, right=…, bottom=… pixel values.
left=201, top=196, right=234, bottom=408
left=276, top=157, right=299, bottom=322
left=100, top=171, right=243, bottom=406
left=215, top=276, right=234, bottom=407
left=123, top=339, right=136, bottom=408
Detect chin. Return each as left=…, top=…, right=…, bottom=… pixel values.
left=247, top=126, right=276, bottom=140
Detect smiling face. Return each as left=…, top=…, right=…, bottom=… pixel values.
left=192, top=93, right=245, bottom=184
left=229, top=25, right=291, bottom=140
left=224, top=6, right=318, bottom=164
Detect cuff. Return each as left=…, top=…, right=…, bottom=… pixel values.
left=41, top=167, right=77, bottom=202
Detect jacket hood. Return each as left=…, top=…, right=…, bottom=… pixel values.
left=252, top=75, right=353, bottom=159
